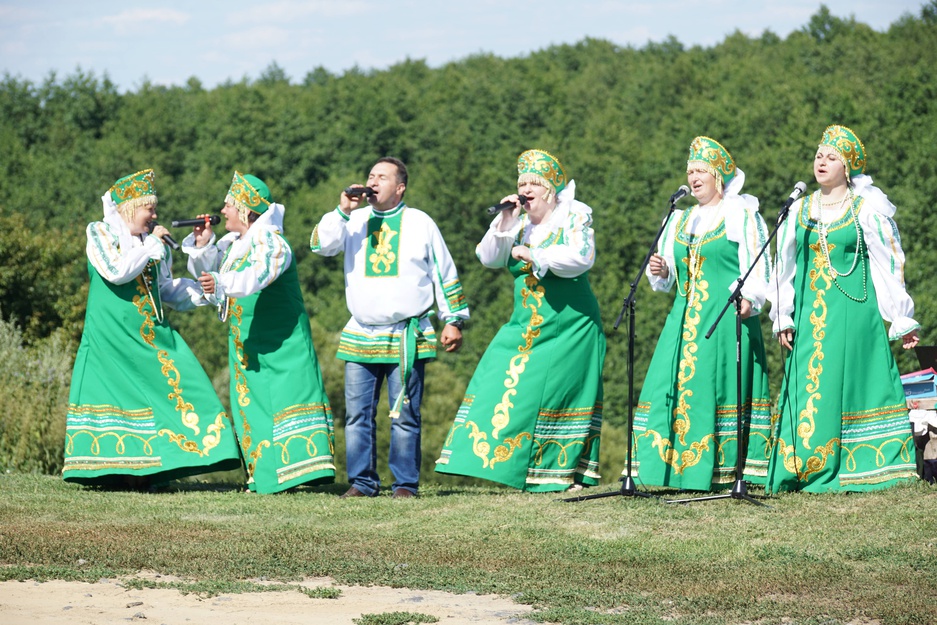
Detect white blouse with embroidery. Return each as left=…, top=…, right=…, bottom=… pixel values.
left=182, top=204, right=291, bottom=305
left=646, top=168, right=770, bottom=313
left=87, top=193, right=203, bottom=311
left=768, top=175, right=919, bottom=340
left=477, top=179, right=596, bottom=279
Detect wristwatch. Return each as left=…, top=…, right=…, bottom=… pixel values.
left=446, top=318, right=465, bottom=330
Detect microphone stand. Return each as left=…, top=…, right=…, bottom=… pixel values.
left=666, top=197, right=795, bottom=507
left=563, top=196, right=680, bottom=502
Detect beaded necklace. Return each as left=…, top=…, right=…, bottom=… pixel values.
left=813, top=191, right=868, bottom=303
left=218, top=297, right=230, bottom=322
left=140, top=259, right=165, bottom=323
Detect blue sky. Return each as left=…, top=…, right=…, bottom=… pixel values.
left=0, top=1, right=927, bottom=92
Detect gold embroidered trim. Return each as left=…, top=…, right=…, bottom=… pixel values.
left=797, top=241, right=832, bottom=449
left=369, top=221, right=398, bottom=274
left=640, top=241, right=711, bottom=473
left=97, top=282, right=230, bottom=458
left=468, top=271, right=544, bottom=468
left=228, top=302, right=269, bottom=478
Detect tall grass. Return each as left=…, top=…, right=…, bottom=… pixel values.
left=0, top=474, right=934, bottom=624
left=0, top=318, right=71, bottom=474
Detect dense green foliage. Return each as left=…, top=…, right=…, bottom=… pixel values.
left=1, top=5, right=935, bottom=481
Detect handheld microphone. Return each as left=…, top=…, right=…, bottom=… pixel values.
left=486, top=195, right=528, bottom=216
left=148, top=221, right=179, bottom=250
left=777, top=181, right=807, bottom=224
left=171, top=215, right=221, bottom=228
left=669, top=185, right=691, bottom=204
left=344, top=186, right=375, bottom=198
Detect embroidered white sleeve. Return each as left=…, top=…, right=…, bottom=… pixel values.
left=182, top=231, right=221, bottom=277
left=530, top=206, right=596, bottom=279
left=429, top=220, right=469, bottom=321
left=767, top=201, right=800, bottom=333
left=154, top=249, right=204, bottom=311
left=476, top=213, right=520, bottom=268
left=861, top=207, right=919, bottom=339
left=646, top=212, right=678, bottom=292
left=86, top=221, right=161, bottom=285
left=725, top=208, right=769, bottom=313
left=214, top=229, right=291, bottom=300
left=310, top=208, right=350, bottom=256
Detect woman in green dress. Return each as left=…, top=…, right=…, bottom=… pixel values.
left=184, top=172, right=335, bottom=494
left=63, top=169, right=242, bottom=488
left=767, top=125, right=920, bottom=493
left=632, top=137, right=773, bottom=491
left=435, top=149, right=605, bottom=492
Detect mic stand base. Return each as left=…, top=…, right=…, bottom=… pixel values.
left=565, top=201, right=680, bottom=505
left=665, top=479, right=769, bottom=506
left=560, top=476, right=656, bottom=502
left=669, top=198, right=791, bottom=511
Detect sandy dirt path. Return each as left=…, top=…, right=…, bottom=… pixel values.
left=0, top=573, right=544, bottom=624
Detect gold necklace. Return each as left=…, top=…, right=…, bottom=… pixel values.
left=679, top=202, right=721, bottom=301
left=820, top=193, right=849, bottom=206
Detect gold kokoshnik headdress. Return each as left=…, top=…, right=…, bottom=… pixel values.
left=687, top=136, right=736, bottom=191
left=109, top=169, right=157, bottom=217
left=517, top=149, right=567, bottom=201
left=818, top=124, right=867, bottom=179
left=227, top=171, right=272, bottom=223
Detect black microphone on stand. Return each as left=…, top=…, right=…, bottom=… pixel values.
left=148, top=221, right=179, bottom=250
left=777, top=181, right=807, bottom=224
left=485, top=195, right=528, bottom=215
left=669, top=185, right=691, bottom=204
left=171, top=215, right=221, bottom=228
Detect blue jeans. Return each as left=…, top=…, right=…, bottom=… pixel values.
left=343, top=360, right=425, bottom=496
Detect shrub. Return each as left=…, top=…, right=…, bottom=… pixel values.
left=0, top=318, right=72, bottom=474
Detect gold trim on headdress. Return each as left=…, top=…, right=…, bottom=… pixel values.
left=687, top=137, right=735, bottom=190
left=517, top=149, right=567, bottom=197
left=226, top=171, right=271, bottom=217
left=819, top=125, right=866, bottom=178
left=109, top=169, right=158, bottom=219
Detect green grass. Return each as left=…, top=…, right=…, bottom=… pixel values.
left=0, top=474, right=935, bottom=624
left=119, top=576, right=343, bottom=599
left=353, top=612, right=439, bottom=625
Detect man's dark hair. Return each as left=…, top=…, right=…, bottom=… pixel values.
left=375, top=156, right=408, bottom=187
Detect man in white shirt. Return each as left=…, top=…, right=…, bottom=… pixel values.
left=310, top=157, right=469, bottom=498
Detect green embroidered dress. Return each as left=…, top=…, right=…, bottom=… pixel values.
left=766, top=190, right=918, bottom=492
left=632, top=199, right=772, bottom=491
left=436, top=186, right=605, bottom=491
left=64, top=216, right=241, bottom=486
left=186, top=205, right=335, bottom=494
